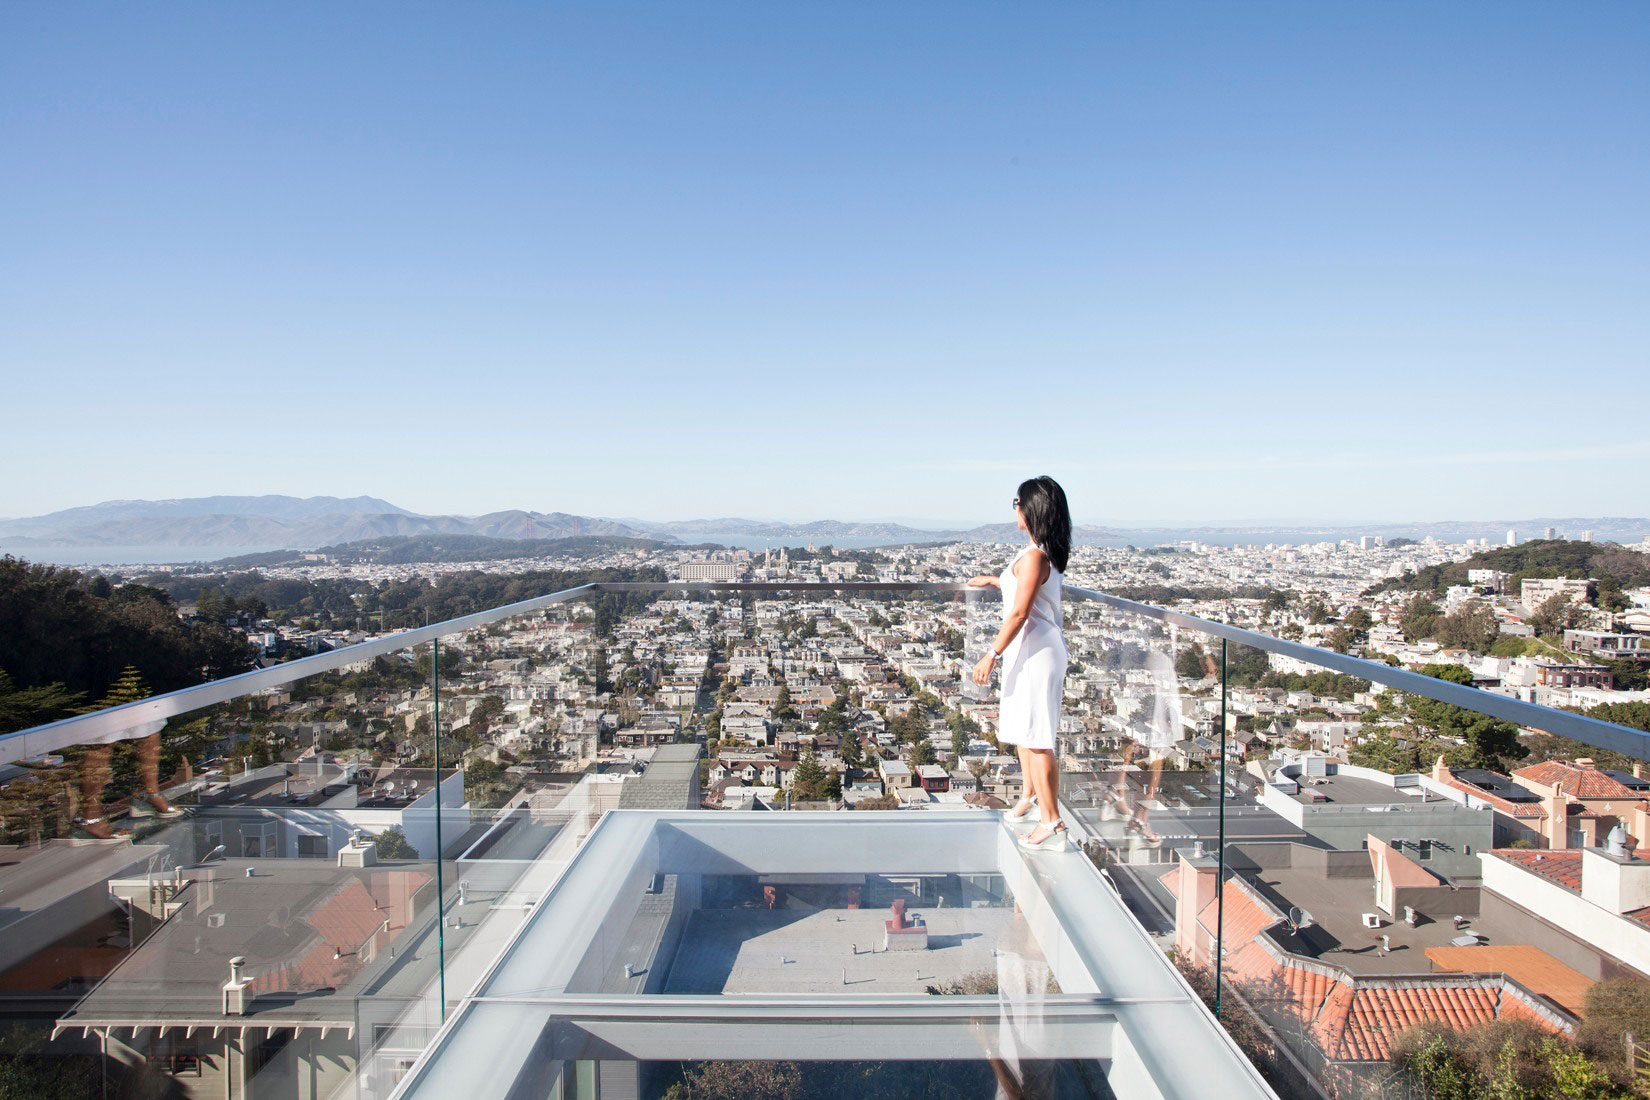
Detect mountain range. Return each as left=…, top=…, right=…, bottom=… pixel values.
left=0, top=497, right=656, bottom=550
left=1, top=496, right=1647, bottom=560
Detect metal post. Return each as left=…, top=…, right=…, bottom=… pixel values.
left=1214, top=638, right=1228, bottom=1016
left=433, top=638, right=447, bottom=1019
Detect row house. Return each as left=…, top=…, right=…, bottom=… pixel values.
left=709, top=757, right=799, bottom=789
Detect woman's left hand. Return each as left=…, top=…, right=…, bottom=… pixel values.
left=972, top=653, right=996, bottom=685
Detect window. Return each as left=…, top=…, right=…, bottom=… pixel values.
left=297, top=833, right=327, bottom=859
left=1418, top=839, right=1433, bottom=862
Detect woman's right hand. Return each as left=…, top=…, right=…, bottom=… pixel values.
left=966, top=575, right=999, bottom=588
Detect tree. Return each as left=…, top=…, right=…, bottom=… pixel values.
left=1344, top=608, right=1373, bottom=634
left=1398, top=594, right=1441, bottom=641
left=1406, top=665, right=1527, bottom=770
left=851, top=794, right=900, bottom=810
left=909, top=730, right=936, bottom=768
left=1529, top=595, right=1585, bottom=638
left=0, top=670, right=83, bottom=732
left=791, top=749, right=827, bottom=801
left=372, top=826, right=418, bottom=859
left=840, top=729, right=863, bottom=769
left=464, top=758, right=512, bottom=806
left=1175, top=645, right=1208, bottom=681
left=591, top=646, right=611, bottom=694
left=1433, top=603, right=1500, bottom=653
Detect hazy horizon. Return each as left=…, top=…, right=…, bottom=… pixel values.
left=5, top=491, right=1650, bottom=533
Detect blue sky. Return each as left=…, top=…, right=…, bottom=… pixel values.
left=3, top=2, right=1646, bottom=527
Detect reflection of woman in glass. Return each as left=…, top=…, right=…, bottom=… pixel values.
left=969, top=476, right=1072, bottom=851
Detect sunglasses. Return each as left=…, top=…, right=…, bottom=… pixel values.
left=1011, top=497, right=1020, bottom=508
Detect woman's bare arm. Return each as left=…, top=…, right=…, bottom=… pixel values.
left=992, top=549, right=1048, bottom=654
left=971, top=549, right=1050, bottom=684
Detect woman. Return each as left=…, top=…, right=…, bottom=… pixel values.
left=968, top=475, right=1071, bottom=851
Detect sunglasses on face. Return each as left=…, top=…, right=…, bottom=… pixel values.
left=1012, top=498, right=1021, bottom=508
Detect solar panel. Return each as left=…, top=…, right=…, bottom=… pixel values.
left=1604, top=770, right=1650, bottom=791
left=1453, top=768, right=1542, bottom=803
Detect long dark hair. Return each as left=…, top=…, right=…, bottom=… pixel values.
left=1017, top=476, right=1071, bottom=573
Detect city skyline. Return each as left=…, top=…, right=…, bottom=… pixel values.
left=4, top=2, right=1647, bottom=522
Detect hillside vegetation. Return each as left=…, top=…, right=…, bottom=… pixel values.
left=1364, top=540, right=1650, bottom=601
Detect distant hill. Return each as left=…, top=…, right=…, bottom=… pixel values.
left=4, top=496, right=1646, bottom=561
left=0, top=496, right=661, bottom=551
left=1364, top=540, right=1650, bottom=596
left=211, top=533, right=716, bottom=567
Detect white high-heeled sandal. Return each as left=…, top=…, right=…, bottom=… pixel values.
left=1005, top=794, right=1038, bottom=826
left=1018, top=819, right=1069, bottom=852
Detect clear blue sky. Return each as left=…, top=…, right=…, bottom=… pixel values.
left=3, top=2, right=1646, bottom=527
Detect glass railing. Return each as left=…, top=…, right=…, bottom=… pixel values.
left=3, top=580, right=1647, bottom=1099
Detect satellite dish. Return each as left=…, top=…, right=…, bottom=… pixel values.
left=1288, top=906, right=1316, bottom=933
left=409, top=779, right=420, bottom=791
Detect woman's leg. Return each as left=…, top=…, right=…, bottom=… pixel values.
left=1014, top=745, right=1038, bottom=810
left=1036, top=749, right=1059, bottom=821
left=1025, top=749, right=1062, bottom=840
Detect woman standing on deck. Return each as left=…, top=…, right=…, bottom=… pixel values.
left=968, top=476, right=1072, bottom=852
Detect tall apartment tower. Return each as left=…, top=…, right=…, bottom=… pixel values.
left=1506, top=529, right=1518, bottom=546
left=1543, top=526, right=1557, bottom=540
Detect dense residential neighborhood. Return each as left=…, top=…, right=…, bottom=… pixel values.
left=4, top=530, right=1650, bottom=1096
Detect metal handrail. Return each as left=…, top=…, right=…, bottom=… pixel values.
left=1063, top=585, right=1650, bottom=759
left=2, top=579, right=1645, bottom=765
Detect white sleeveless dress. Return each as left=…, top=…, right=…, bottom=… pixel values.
left=996, top=542, right=1067, bottom=751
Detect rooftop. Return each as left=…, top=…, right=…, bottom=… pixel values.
left=392, top=810, right=1276, bottom=1100
left=58, top=859, right=436, bottom=1031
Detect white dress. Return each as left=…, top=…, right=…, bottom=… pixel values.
left=996, top=541, right=1067, bottom=751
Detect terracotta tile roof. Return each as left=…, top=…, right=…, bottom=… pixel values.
left=1491, top=847, right=1650, bottom=928
left=1195, top=877, right=1280, bottom=950
left=1493, top=846, right=1650, bottom=894
left=1424, top=944, right=1594, bottom=1017
left=1314, top=981, right=1506, bottom=1062
left=1513, top=762, right=1640, bottom=800
left=250, top=870, right=430, bottom=996
left=1494, top=848, right=1584, bottom=891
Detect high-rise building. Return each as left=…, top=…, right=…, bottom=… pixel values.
left=1543, top=526, right=1557, bottom=540
left=1581, top=530, right=1595, bottom=543
left=1507, top=529, right=1518, bottom=546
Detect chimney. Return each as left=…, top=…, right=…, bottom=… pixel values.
left=338, top=833, right=378, bottom=868
left=222, top=956, right=253, bottom=1016
left=1576, top=758, right=1596, bottom=770
left=1173, top=855, right=1221, bottom=966
left=1546, top=788, right=1570, bottom=849
left=1583, top=836, right=1650, bottom=915
left=1432, top=755, right=1449, bottom=783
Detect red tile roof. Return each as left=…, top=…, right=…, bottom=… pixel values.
left=1314, top=981, right=1506, bottom=1062
left=1489, top=848, right=1650, bottom=927
left=1513, top=762, right=1640, bottom=800
left=1495, top=848, right=1585, bottom=891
